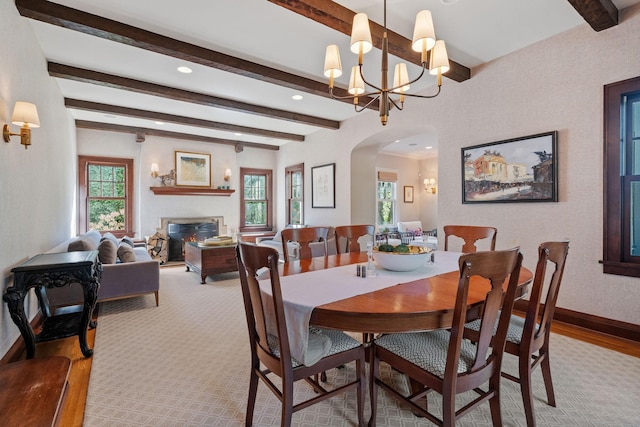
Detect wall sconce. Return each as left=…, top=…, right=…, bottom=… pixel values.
left=3, top=102, right=40, bottom=149
left=424, top=178, right=437, bottom=194
left=150, top=163, right=159, bottom=178
left=224, top=168, right=232, bottom=182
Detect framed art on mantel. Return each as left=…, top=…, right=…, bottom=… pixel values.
left=311, top=163, right=335, bottom=208
left=175, top=151, right=211, bottom=187
left=461, top=131, right=558, bottom=203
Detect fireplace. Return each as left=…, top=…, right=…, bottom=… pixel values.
left=161, top=217, right=223, bottom=262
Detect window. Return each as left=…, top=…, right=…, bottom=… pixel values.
left=78, top=156, right=134, bottom=237
left=285, top=163, right=304, bottom=225
left=240, top=167, right=273, bottom=232
left=377, top=170, right=397, bottom=229
left=603, top=76, right=640, bottom=277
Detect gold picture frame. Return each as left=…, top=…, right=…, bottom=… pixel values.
left=175, top=151, right=211, bottom=187
left=404, top=185, right=414, bottom=203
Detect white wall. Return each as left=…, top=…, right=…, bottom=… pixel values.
left=0, top=0, right=77, bottom=357
left=278, top=5, right=640, bottom=325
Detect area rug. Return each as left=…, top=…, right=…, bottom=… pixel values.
left=84, top=266, right=640, bottom=426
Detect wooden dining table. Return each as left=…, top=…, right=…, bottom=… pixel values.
left=279, top=251, right=533, bottom=335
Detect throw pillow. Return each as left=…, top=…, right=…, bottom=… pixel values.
left=97, top=239, right=118, bottom=264
left=120, top=236, right=135, bottom=248
left=68, top=236, right=99, bottom=252
left=100, top=232, right=119, bottom=247
left=117, top=243, right=136, bottom=263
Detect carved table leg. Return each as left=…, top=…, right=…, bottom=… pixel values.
left=79, top=278, right=99, bottom=357
left=3, top=290, right=37, bottom=359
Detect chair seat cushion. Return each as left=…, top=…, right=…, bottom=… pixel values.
left=465, top=314, right=538, bottom=346
left=268, top=327, right=361, bottom=368
left=375, top=329, right=477, bottom=379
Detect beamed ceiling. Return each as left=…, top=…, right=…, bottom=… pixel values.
left=14, top=0, right=636, bottom=157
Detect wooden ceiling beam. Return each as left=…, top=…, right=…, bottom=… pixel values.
left=16, top=0, right=376, bottom=110
left=75, top=120, right=280, bottom=151
left=64, top=98, right=305, bottom=142
left=567, top=0, right=618, bottom=31
left=49, top=63, right=339, bottom=130
left=268, top=0, right=471, bottom=83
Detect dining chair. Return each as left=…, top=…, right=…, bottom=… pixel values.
left=465, top=241, right=569, bottom=427
left=334, top=224, right=375, bottom=254
left=236, top=243, right=366, bottom=427
left=280, top=226, right=330, bottom=262
left=443, top=224, right=497, bottom=252
left=369, top=247, right=523, bottom=427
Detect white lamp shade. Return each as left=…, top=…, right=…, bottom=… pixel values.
left=429, top=40, right=450, bottom=75
left=412, top=10, right=436, bottom=53
left=424, top=178, right=435, bottom=186
left=225, top=168, right=232, bottom=177
left=348, top=66, right=365, bottom=95
left=11, top=101, right=40, bottom=128
left=150, top=163, right=159, bottom=173
left=350, top=13, right=373, bottom=54
left=392, top=63, right=410, bottom=93
left=323, top=44, right=343, bottom=78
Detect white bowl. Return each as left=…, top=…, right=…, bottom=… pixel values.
left=374, top=249, right=430, bottom=272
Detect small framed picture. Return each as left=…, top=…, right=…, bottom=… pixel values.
left=175, top=151, right=211, bottom=187
left=404, top=185, right=414, bottom=203
left=311, top=163, right=336, bottom=208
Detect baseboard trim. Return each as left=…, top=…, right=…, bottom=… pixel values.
left=514, top=301, right=640, bottom=343
left=0, top=312, right=44, bottom=364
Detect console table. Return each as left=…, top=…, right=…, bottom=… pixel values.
left=185, top=242, right=237, bottom=284
left=3, top=250, right=101, bottom=359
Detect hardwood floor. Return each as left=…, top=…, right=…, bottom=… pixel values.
left=12, top=311, right=640, bottom=426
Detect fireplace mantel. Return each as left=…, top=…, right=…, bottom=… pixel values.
left=150, top=187, right=234, bottom=196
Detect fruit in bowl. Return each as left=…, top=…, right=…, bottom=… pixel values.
left=373, top=244, right=432, bottom=271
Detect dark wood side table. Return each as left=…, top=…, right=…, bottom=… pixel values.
left=185, top=242, right=238, bottom=284
left=3, top=250, right=101, bottom=359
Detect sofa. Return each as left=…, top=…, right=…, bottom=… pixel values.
left=44, top=230, right=160, bottom=308
left=394, top=221, right=438, bottom=247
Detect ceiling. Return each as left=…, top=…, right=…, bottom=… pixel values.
left=16, top=0, right=638, bottom=158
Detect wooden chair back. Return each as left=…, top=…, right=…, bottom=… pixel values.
left=281, top=226, right=329, bottom=262
left=236, top=242, right=366, bottom=426
left=370, top=247, right=522, bottom=426
left=334, top=225, right=375, bottom=254
left=444, top=224, right=497, bottom=252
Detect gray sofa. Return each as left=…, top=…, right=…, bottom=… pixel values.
left=256, top=225, right=336, bottom=261
left=44, top=230, right=160, bottom=308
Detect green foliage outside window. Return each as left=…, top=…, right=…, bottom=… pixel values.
left=88, top=165, right=126, bottom=231
left=377, top=181, right=395, bottom=226
left=244, top=174, right=267, bottom=226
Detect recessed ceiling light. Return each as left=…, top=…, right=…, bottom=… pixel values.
left=234, top=133, right=242, bottom=136
left=394, top=139, right=400, bottom=143
left=177, top=66, right=192, bottom=73
left=292, top=94, right=303, bottom=101
left=155, top=121, right=164, bottom=125
left=425, top=146, right=433, bottom=149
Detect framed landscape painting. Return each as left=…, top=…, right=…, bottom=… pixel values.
left=175, top=151, right=211, bottom=187
left=461, top=131, right=558, bottom=203
left=311, top=163, right=335, bottom=208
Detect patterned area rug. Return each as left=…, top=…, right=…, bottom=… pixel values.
left=85, top=266, right=640, bottom=426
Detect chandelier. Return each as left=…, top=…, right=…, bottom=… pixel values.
left=323, top=0, right=450, bottom=126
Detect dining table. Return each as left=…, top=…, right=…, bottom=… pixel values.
left=260, top=250, right=533, bottom=366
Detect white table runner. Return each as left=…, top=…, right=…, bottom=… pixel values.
left=259, top=251, right=461, bottom=366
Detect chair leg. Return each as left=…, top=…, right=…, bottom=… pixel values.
left=368, top=348, right=379, bottom=427
left=245, top=369, right=259, bottom=426
left=519, top=354, right=536, bottom=427
left=488, top=374, right=503, bottom=427
left=356, top=358, right=365, bottom=427
left=539, top=350, right=556, bottom=407
left=281, top=379, right=294, bottom=427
